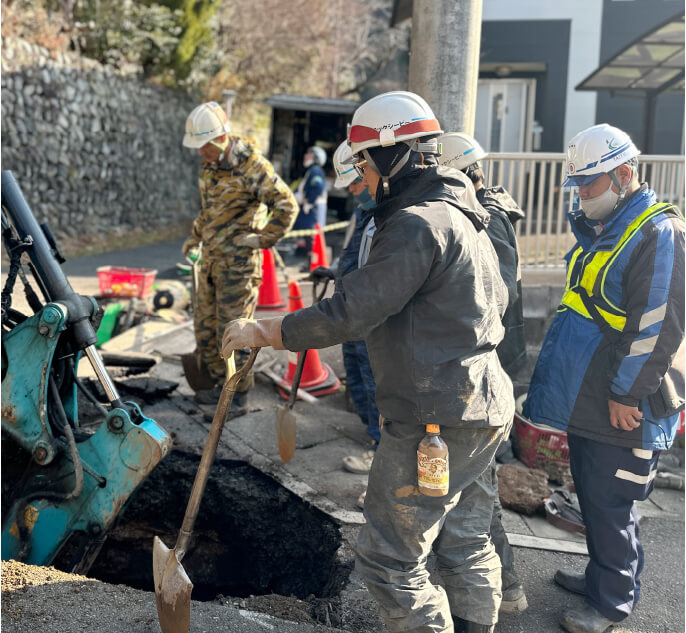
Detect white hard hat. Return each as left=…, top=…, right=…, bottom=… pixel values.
left=563, top=123, right=640, bottom=187
left=437, top=132, right=487, bottom=171
left=333, top=141, right=358, bottom=188
left=182, top=102, right=231, bottom=149
left=308, top=146, right=327, bottom=166
left=347, top=91, right=443, bottom=156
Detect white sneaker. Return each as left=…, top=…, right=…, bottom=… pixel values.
left=342, top=449, right=375, bottom=474
left=356, top=490, right=366, bottom=509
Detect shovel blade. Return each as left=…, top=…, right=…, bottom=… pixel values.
left=275, top=404, right=297, bottom=464
left=153, top=536, right=193, bottom=633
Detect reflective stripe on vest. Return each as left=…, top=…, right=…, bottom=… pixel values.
left=560, top=202, right=679, bottom=331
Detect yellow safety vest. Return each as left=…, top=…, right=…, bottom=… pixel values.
left=559, top=202, right=680, bottom=332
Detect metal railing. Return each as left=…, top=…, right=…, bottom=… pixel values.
left=481, top=153, right=684, bottom=268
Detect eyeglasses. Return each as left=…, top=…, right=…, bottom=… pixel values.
left=353, top=160, right=368, bottom=178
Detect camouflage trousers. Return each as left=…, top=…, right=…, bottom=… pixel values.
left=194, top=252, right=261, bottom=392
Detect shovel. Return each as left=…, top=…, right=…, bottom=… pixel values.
left=273, top=273, right=331, bottom=464
left=275, top=349, right=308, bottom=463
left=153, top=347, right=259, bottom=633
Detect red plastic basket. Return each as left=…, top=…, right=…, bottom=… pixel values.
left=97, top=266, right=157, bottom=299
left=513, top=412, right=570, bottom=468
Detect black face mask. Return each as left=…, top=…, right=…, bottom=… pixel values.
left=367, top=146, right=437, bottom=204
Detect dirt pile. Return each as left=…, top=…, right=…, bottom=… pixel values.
left=2, top=559, right=94, bottom=591
left=497, top=463, right=550, bottom=515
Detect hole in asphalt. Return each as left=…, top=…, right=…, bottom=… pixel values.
left=85, top=450, right=348, bottom=601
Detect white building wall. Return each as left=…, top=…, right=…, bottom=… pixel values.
left=483, top=0, right=603, bottom=145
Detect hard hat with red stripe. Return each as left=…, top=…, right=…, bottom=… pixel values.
left=347, top=91, right=443, bottom=156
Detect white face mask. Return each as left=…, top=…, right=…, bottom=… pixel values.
left=581, top=181, right=619, bottom=220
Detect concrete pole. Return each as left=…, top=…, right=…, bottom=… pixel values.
left=408, top=0, right=482, bottom=135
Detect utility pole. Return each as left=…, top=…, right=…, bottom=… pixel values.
left=408, top=0, right=482, bottom=134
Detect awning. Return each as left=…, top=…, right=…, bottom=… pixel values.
left=576, top=11, right=684, bottom=96
left=265, top=95, right=358, bottom=115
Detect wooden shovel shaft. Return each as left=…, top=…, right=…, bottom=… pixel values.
left=174, top=347, right=259, bottom=559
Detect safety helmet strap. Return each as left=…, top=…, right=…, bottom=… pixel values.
left=362, top=146, right=413, bottom=196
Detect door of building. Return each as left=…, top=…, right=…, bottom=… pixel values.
left=474, top=79, right=536, bottom=152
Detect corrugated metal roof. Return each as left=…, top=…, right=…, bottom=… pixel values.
left=265, top=94, right=359, bottom=114
left=576, top=12, right=684, bottom=95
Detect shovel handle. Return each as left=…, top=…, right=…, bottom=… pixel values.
left=174, top=347, right=259, bottom=559
left=287, top=349, right=308, bottom=409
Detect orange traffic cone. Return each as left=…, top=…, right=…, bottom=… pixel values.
left=309, top=224, right=330, bottom=271
left=257, top=249, right=286, bottom=311
left=277, top=280, right=341, bottom=400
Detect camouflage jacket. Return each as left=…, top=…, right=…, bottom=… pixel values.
left=189, top=138, right=298, bottom=259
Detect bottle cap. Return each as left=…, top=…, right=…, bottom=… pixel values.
left=426, top=424, right=440, bottom=434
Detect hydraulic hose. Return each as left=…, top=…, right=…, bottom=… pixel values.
left=15, top=377, right=85, bottom=561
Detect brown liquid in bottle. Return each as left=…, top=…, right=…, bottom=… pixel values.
left=417, top=424, right=449, bottom=496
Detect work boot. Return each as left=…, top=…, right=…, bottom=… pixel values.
left=560, top=604, right=614, bottom=633
left=356, top=489, right=366, bottom=509
left=499, top=580, right=528, bottom=613
left=554, top=569, right=586, bottom=596
left=452, top=617, right=495, bottom=633
left=342, top=449, right=375, bottom=474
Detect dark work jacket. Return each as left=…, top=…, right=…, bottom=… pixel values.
left=282, top=166, right=514, bottom=428
left=476, top=186, right=527, bottom=376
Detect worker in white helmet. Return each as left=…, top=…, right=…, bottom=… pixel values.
left=292, top=145, right=328, bottom=261
left=223, top=91, right=514, bottom=633
left=438, top=132, right=528, bottom=617
left=311, top=141, right=380, bottom=502
left=181, top=102, right=298, bottom=415
left=525, top=123, right=684, bottom=633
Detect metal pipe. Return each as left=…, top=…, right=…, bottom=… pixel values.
left=84, top=345, right=123, bottom=407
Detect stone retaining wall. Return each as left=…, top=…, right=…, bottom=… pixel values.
left=1, top=37, right=200, bottom=239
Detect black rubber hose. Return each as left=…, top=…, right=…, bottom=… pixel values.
left=16, top=377, right=85, bottom=560
left=48, top=376, right=84, bottom=500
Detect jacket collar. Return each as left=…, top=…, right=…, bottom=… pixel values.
left=373, top=165, right=490, bottom=232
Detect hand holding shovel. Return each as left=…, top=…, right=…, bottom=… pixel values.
left=153, top=348, right=259, bottom=633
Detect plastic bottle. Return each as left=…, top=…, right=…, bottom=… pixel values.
left=417, top=424, right=449, bottom=496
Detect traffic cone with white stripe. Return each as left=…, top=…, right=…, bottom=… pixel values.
left=277, top=280, right=341, bottom=400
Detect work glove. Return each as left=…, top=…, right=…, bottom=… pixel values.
left=308, top=266, right=335, bottom=282
left=233, top=233, right=262, bottom=249
left=222, top=317, right=285, bottom=357
left=302, top=202, right=313, bottom=214
left=182, top=237, right=199, bottom=257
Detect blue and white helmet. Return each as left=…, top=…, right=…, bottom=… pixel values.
left=333, top=141, right=358, bottom=188
left=437, top=132, right=487, bottom=171
left=563, top=123, right=640, bottom=187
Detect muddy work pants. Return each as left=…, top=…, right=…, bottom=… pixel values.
left=194, top=255, right=260, bottom=391
left=489, top=461, right=519, bottom=590
left=356, top=420, right=510, bottom=633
